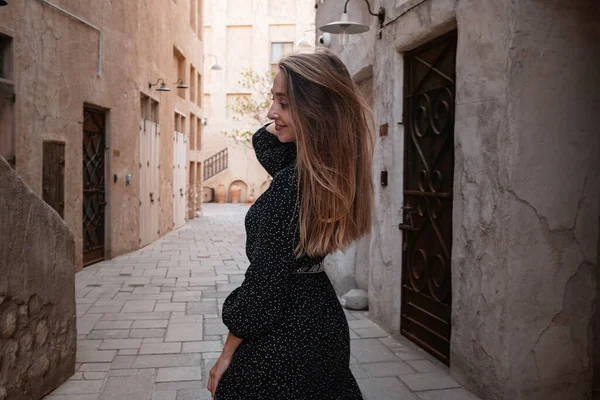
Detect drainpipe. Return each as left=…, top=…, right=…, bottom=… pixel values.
left=39, top=0, right=102, bottom=76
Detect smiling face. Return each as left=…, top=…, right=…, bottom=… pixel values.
left=267, top=71, right=297, bottom=143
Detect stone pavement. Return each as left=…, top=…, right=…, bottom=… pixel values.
left=44, top=204, right=481, bottom=400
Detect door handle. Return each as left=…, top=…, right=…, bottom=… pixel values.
left=399, top=205, right=417, bottom=231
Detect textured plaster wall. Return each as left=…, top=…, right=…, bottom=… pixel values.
left=202, top=0, right=314, bottom=199
left=317, top=0, right=600, bottom=399
left=1, top=0, right=203, bottom=271
left=0, top=157, right=76, bottom=400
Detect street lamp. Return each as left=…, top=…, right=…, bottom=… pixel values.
left=296, top=29, right=314, bottom=48
left=319, top=0, right=385, bottom=47
left=148, top=78, right=171, bottom=92
left=204, top=54, right=223, bottom=71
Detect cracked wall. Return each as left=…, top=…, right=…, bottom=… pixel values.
left=0, top=157, right=76, bottom=400
left=316, top=0, right=600, bottom=398
left=1, top=0, right=204, bottom=271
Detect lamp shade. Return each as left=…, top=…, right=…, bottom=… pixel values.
left=209, top=62, right=223, bottom=70
left=319, top=13, right=369, bottom=35
left=296, top=38, right=312, bottom=48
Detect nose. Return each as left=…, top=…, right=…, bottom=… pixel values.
left=267, top=103, right=278, bottom=121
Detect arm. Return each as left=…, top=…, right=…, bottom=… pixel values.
left=221, top=167, right=300, bottom=340
left=253, top=123, right=297, bottom=177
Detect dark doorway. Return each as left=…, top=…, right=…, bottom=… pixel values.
left=82, top=106, right=106, bottom=267
left=400, top=30, right=457, bottom=365
left=42, top=141, right=65, bottom=218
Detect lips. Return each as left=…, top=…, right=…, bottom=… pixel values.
left=275, top=124, right=286, bottom=132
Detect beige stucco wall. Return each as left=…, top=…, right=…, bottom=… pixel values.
left=317, top=0, right=600, bottom=398
left=202, top=0, right=314, bottom=199
left=1, top=0, right=204, bottom=270
left=0, top=157, right=76, bottom=400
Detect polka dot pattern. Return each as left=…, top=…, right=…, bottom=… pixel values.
left=216, top=125, right=363, bottom=399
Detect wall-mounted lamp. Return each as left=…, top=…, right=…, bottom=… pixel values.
left=148, top=78, right=171, bottom=92
left=202, top=117, right=208, bottom=126
left=0, top=1, right=8, bottom=6
left=319, top=0, right=385, bottom=47
left=296, top=29, right=314, bottom=48
left=203, top=54, right=223, bottom=70
left=174, top=78, right=188, bottom=89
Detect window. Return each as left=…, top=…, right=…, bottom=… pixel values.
left=197, top=0, right=203, bottom=40
left=270, top=42, right=293, bottom=73
left=197, top=72, right=202, bottom=107
left=140, top=93, right=159, bottom=123
left=173, top=47, right=187, bottom=100
left=174, top=112, right=186, bottom=133
left=190, top=65, right=197, bottom=104
left=196, top=116, right=202, bottom=150
left=0, top=34, right=13, bottom=80
left=189, top=113, right=196, bottom=150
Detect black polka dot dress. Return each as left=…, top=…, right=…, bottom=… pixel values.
left=215, top=125, right=363, bottom=400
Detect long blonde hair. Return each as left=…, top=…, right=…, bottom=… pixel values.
left=278, top=49, right=374, bottom=258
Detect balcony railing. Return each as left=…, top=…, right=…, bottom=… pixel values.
left=203, top=148, right=228, bottom=181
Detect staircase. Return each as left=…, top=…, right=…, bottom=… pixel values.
left=203, top=148, right=228, bottom=181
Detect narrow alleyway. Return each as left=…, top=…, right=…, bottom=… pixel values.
left=45, top=204, right=479, bottom=400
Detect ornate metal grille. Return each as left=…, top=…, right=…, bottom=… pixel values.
left=83, top=107, right=106, bottom=266
left=400, top=31, right=457, bottom=364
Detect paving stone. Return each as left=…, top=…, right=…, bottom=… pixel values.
left=99, top=339, right=142, bottom=350
left=98, top=369, right=155, bottom=400
left=176, top=388, right=212, bottom=400
left=78, top=315, right=103, bottom=335
left=155, top=302, right=187, bottom=312
left=110, top=355, right=137, bottom=369
left=357, top=377, right=417, bottom=400
left=87, top=329, right=130, bottom=340
left=45, top=395, right=100, bottom=400
left=83, top=372, right=107, bottom=380
left=77, top=350, right=117, bottom=363
left=140, top=342, right=182, bottom=355
left=399, top=372, right=461, bottom=392
left=417, top=388, right=481, bottom=400
left=351, top=339, right=400, bottom=363
left=361, top=361, right=416, bottom=377
left=152, top=391, right=177, bottom=400
left=350, top=364, right=369, bottom=379
left=130, top=328, right=167, bottom=338
left=101, top=312, right=171, bottom=321
left=406, top=359, right=444, bottom=373
left=172, top=291, right=204, bottom=302
left=154, top=381, right=203, bottom=391
left=122, top=300, right=157, bottom=312
left=119, top=349, right=139, bottom=355
left=51, top=380, right=105, bottom=395
left=132, top=354, right=202, bottom=369
left=132, top=319, right=169, bottom=329
left=165, top=322, right=203, bottom=342
left=78, top=340, right=103, bottom=351
left=79, top=363, right=111, bottom=372
left=204, top=322, right=228, bottom=336
left=394, top=348, right=429, bottom=361
left=186, top=302, right=217, bottom=315
left=94, top=321, right=134, bottom=330
left=354, top=327, right=389, bottom=338
left=108, top=369, right=140, bottom=377
left=156, top=366, right=202, bottom=382
left=181, top=341, right=222, bottom=353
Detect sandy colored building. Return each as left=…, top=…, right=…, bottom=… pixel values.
left=201, top=0, right=315, bottom=202
left=316, top=0, right=600, bottom=399
left=0, top=0, right=205, bottom=271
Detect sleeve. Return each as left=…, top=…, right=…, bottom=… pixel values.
left=252, top=124, right=297, bottom=177
left=221, top=167, right=300, bottom=340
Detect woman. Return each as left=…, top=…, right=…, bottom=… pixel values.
left=208, top=49, right=374, bottom=399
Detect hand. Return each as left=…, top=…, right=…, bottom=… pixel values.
left=207, top=354, right=232, bottom=398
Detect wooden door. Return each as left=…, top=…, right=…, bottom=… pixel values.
left=83, top=107, right=106, bottom=266
left=42, top=141, right=65, bottom=218
left=139, top=118, right=160, bottom=247
left=400, top=31, right=457, bottom=364
left=173, top=130, right=187, bottom=228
